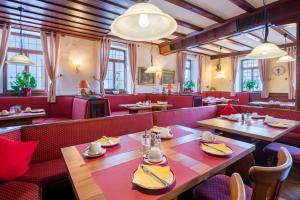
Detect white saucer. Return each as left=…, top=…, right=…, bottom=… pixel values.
left=159, top=133, right=173, bottom=139
left=83, top=149, right=106, bottom=158
left=144, top=156, right=167, bottom=165
left=199, top=137, right=217, bottom=143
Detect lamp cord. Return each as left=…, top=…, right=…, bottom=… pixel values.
left=263, top=0, right=269, bottom=43
left=18, top=6, right=24, bottom=55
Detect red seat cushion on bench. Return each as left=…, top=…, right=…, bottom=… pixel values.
left=0, top=181, right=39, bottom=200
left=32, top=117, right=71, bottom=124
left=219, top=104, right=238, bottom=116
left=279, top=132, right=300, bottom=147
left=18, top=158, right=67, bottom=186
left=263, top=142, right=300, bottom=162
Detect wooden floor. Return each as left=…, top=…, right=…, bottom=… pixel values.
left=280, top=164, right=300, bottom=200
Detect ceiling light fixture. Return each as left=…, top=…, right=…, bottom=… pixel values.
left=276, top=33, right=295, bottom=63
left=245, top=0, right=286, bottom=60
left=145, top=43, right=161, bottom=73
left=216, top=47, right=225, bottom=79
left=111, top=2, right=177, bottom=41
left=6, top=6, right=35, bottom=66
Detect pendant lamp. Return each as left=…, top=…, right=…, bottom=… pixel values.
left=216, top=47, right=225, bottom=79
left=276, top=33, right=295, bottom=63
left=145, top=44, right=161, bottom=73
left=6, top=7, right=35, bottom=66
left=246, top=0, right=286, bottom=60
left=111, top=2, right=177, bottom=41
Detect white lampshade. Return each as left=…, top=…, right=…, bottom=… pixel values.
left=145, top=66, right=161, bottom=73
left=216, top=71, right=225, bottom=79
left=246, top=42, right=287, bottom=59
left=276, top=55, right=296, bottom=63
left=111, top=3, right=177, bottom=41
left=6, top=54, right=35, bottom=66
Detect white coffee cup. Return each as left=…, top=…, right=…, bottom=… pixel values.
left=265, top=115, right=274, bottom=123
left=88, top=142, right=104, bottom=155
left=25, top=107, right=32, bottom=112
left=160, top=127, right=171, bottom=137
left=148, top=147, right=163, bottom=163
left=202, top=131, right=215, bottom=142
left=252, top=112, right=258, bottom=117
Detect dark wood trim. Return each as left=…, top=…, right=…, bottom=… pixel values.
left=228, top=0, right=256, bottom=13
left=271, top=25, right=297, bottom=43
left=159, top=0, right=300, bottom=55
left=211, top=42, right=296, bottom=59
left=175, top=19, right=203, bottom=31
left=172, top=32, right=187, bottom=37
left=165, top=0, right=225, bottom=23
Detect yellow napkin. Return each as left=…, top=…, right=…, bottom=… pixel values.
left=132, top=165, right=173, bottom=189
left=201, top=143, right=233, bottom=155
left=98, top=137, right=120, bottom=145
left=151, top=126, right=161, bottom=133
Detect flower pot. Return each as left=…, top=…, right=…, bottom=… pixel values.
left=20, top=88, right=32, bottom=96
left=112, top=90, right=120, bottom=95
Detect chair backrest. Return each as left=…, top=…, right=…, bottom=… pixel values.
left=230, top=173, right=246, bottom=200
left=249, top=147, right=293, bottom=200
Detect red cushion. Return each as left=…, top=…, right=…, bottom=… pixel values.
left=0, top=137, right=38, bottom=181
left=18, top=158, right=67, bottom=186
left=72, top=98, right=88, bottom=119
left=219, top=104, right=238, bottom=116
left=48, top=96, right=74, bottom=118
left=0, top=128, right=21, bottom=141
left=0, top=181, right=39, bottom=200
left=165, top=95, right=194, bottom=109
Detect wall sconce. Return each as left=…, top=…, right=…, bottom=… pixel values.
left=75, top=63, right=80, bottom=73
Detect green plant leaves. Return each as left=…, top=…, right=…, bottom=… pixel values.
left=10, top=70, right=37, bottom=95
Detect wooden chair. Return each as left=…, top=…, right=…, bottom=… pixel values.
left=230, top=173, right=246, bottom=200
left=249, top=147, right=293, bottom=200
left=193, top=147, right=292, bottom=200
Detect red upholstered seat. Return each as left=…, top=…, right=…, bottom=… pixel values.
left=164, top=95, right=194, bottom=109
left=0, top=128, right=21, bottom=141
left=153, top=106, right=218, bottom=128
left=193, top=175, right=252, bottom=200
left=263, top=143, right=300, bottom=163
left=18, top=159, right=67, bottom=186
left=0, top=181, right=40, bottom=200
left=279, top=132, right=300, bottom=147
left=32, top=117, right=71, bottom=124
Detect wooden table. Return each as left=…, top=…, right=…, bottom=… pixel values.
left=119, top=103, right=173, bottom=114
left=249, top=101, right=295, bottom=109
left=202, top=98, right=238, bottom=106
left=0, top=111, right=46, bottom=127
left=198, top=116, right=300, bottom=142
left=62, top=125, right=255, bottom=200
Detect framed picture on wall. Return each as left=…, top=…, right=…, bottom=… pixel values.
left=138, top=67, right=155, bottom=85
left=161, top=70, right=175, bottom=84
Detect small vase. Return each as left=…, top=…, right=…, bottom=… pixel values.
left=20, top=88, right=32, bottom=96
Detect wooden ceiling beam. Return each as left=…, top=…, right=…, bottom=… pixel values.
left=211, top=42, right=296, bottom=59
left=271, top=25, right=297, bottom=42
left=176, top=18, right=203, bottom=31
left=228, top=0, right=256, bottom=12
left=172, top=32, right=186, bottom=37
left=197, top=47, right=219, bottom=54
left=223, top=38, right=253, bottom=49
left=209, top=43, right=236, bottom=52
left=159, top=0, right=300, bottom=55
left=165, top=0, right=225, bottom=23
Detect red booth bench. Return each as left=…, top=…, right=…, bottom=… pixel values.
left=0, top=96, right=89, bottom=124
left=0, top=105, right=218, bottom=199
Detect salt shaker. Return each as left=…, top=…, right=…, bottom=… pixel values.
left=141, top=130, right=151, bottom=156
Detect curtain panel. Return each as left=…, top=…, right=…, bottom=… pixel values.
left=230, top=56, right=238, bottom=96
left=0, top=24, right=11, bottom=70
left=287, top=46, right=296, bottom=100
left=197, top=55, right=203, bottom=92
left=177, top=52, right=187, bottom=93
left=41, top=31, right=61, bottom=103
left=128, top=43, right=137, bottom=94
left=98, top=38, right=111, bottom=96
left=258, top=59, right=269, bottom=98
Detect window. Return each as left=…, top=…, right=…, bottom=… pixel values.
left=241, top=59, right=262, bottom=92
left=104, top=47, right=126, bottom=90
left=185, top=59, right=192, bottom=81
left=4, top=29, right=46, bottom=93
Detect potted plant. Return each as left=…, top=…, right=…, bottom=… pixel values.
left=112, top=83, right=120, bottom=95
left=243, top=80, right=258, bottom=92
left=10, top=70, right=36, bottom=96
left=184, top=80, right=195, bottom=92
